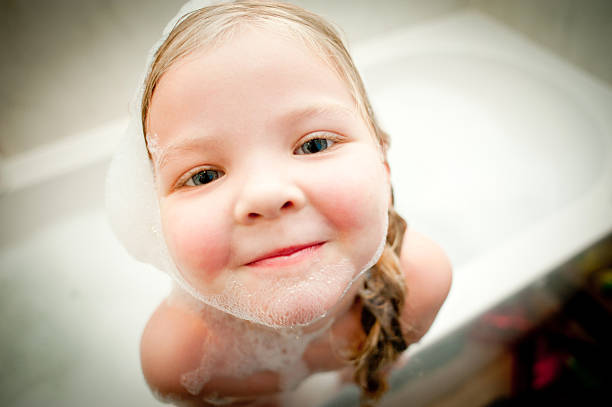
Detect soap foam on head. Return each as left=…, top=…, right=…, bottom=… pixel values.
left=145, top=133, right=163, bottom=169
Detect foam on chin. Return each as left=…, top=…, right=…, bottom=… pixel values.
left=204, top=258, right=357, bottom=327
left=165, top=286, right=334, bottom=401
left=164, top=218, right=388, bottom=399
left=170, top=209, right=389, bottom=329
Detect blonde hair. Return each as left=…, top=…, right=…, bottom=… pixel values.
left=141, top=1, right=407, bottom=404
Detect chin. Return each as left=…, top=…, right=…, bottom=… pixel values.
left=257, top=278, right=356, bottom=329
left=255, top=298, right=331, bottom=328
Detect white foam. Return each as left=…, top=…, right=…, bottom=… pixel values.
left=106, top=0, right=228, bottom=276
left=168, top=286, right=332, bottom=401
left=145, top=133, right=162, bottom=169
left=162, top=219, right=387, bottom=398
left=171, top=210, right=388, bottom=329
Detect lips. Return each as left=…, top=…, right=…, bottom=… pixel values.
left=246, top=242, right=325, bottom=267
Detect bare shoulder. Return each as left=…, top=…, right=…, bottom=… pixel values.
left=140, top=298, right=210, bottom=399
left=399, top=228, right=453, bottom=341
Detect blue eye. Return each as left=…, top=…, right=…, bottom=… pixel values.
left=296, top=138, right=334, bottom=155
left=186, top=169, right=223, bottom=186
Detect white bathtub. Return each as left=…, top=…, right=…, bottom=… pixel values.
left=1, top=10, right=611, bottom=407
left=354, top=10, right=612, bottom=353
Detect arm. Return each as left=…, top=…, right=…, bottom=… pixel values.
left=140, top=299, right=210, bottom=399
left=140, top=299, right=281, bottom=406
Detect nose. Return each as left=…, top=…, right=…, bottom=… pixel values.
left=233, top=180, right=306, bottom=224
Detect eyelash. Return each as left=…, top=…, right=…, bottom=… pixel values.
left=176, top=132, right=343, bottom=188
left=294, top=131, right=343, bottom=155
left=179, top=167, right=225, bottom=188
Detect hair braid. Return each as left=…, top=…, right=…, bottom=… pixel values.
left=352, top=205, right=407, bottom=405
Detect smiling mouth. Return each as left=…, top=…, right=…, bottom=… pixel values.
left=246, top=242, right=325, bottom=267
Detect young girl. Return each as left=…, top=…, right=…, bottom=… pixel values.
left=106, top=1, right=451, bottom=406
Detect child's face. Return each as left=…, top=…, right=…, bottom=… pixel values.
left=147, top=25, right=391, bottom=327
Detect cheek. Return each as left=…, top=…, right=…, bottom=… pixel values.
left=160, top=196, right=231, bottom=283
left=308, top=149, right=389, bottom=234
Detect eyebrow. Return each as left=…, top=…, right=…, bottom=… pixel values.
left=277, top=102, right=359, bottom=126
left=155, top=134, right=218, bottom=171
left=154, top=103, right=359, bottom=171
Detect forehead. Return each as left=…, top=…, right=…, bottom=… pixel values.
left=147, top=24, right=359, bottom=141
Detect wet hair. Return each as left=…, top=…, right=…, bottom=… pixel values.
left=141, top=1, right=408, bottom=404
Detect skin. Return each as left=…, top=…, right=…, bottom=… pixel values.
left=140, top=25, right=452, bottom=406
